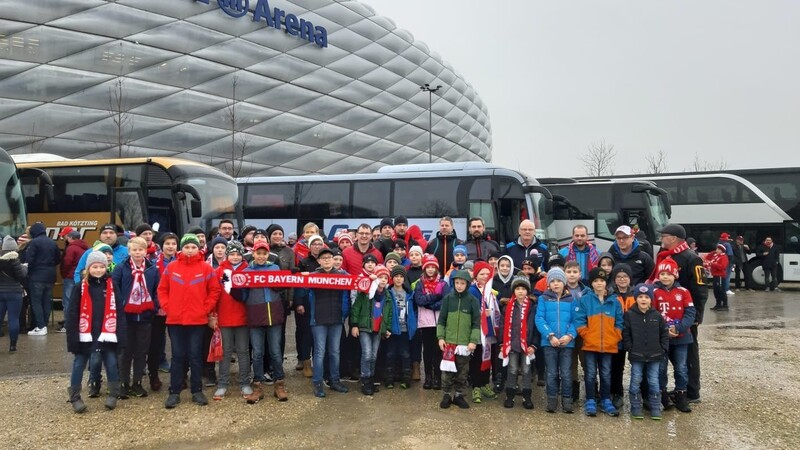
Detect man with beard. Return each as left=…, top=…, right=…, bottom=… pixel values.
left=465, top=217, right=500, bottom=262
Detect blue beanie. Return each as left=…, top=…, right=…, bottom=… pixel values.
left=633, top=283, right=655, bottom=301
left=546, top=267, right=567, bottom=285
left=453, top=245, right=467, bottom=256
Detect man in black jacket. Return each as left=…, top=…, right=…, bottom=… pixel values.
left=608, top=226, right=655, bottom=285
left=23, top=222, right=60, bottom=336
left=757, top=236, right=781, bottom=292
left=465, top=217, right=500, bottom=262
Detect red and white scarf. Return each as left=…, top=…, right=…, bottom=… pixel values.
left=79, top=277, right=117, bottom=343
left=440, top=343, right=472, bottom=373
left=124, top=258, right=154, bottom=314
left=566, top=242, right=600, bottom=271
left=478, top=275, right=501, bottom=371
left=501, top=298, right=533, bottom=366
left=650, top=241, right=690, bottom=282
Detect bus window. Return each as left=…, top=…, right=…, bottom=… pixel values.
left=352, top=181, right=390, bottom=217
left=114, top=190, right=145, bottom=231
left=298, top=182, right=350, bottom=218
left=394, top=179, right=460, bottom=217
left=147, top=188, right=178, bottom=234
left=785, top=222, right=800, bottom=254
left=595, top=211, right=621, bottom=241
left=51, top=166, right=109, bottom=213
left=245, top=182, right=296, bottom=218
left=117, top=165, right=144, bottom=187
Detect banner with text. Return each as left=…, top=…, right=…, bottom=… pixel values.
left=230, top=271, right=359, bottom=290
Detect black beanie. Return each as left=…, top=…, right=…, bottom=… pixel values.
left=134, top=223, right=152, bottom=236
left=266, top=224, right=284, bottom=238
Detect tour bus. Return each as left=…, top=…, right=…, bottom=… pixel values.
left=539, top=178, right=672, bottom=253
left=589, top=169, right=800, bottom=288
left=235, top=162, right=555, bottom=247
left=0, top=147, right=27, bottom=239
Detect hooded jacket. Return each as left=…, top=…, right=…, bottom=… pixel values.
left=505, top=235, right=549, bottom=272
left=493, top=257, right=515, bottom=308
left=61, top=238, right=89, bottom=279
left=157, top=252, right=221, bottom=326
left=111, top=256, right=161, bottom=323
left=535, top=288, right=577, bottom=348
left=465, top=232, right=500, bottom=262
left=574, top=290, right=623, bottom=353
left=623, top=306, right=669, bottom=362
left=607, top=240, right=655, bottom=285
left=350, top=288, right=393, bottom=334
left=23, top=222, right=60, bottom=283
left=0, top=250, right=27, bottom=294
left=427, top=230, right=462, bottom=273
left=238, top=261, right=284, bottom=327
left=436, top=286, right=481, bottom=346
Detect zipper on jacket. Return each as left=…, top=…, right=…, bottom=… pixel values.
left=456, top=295, right=461, bottom=344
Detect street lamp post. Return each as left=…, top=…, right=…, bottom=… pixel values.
left=419, top=83, right=442, bottom=163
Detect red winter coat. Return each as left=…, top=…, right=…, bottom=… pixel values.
left=341, top=244, right=383, bottom=275
left=158, top=252, right=221, bottom=326
left=215, top=260, right=249, bottom=327
left=704, top=252, right=729, bottom=277
left=61, top=238, right=88, bottom=279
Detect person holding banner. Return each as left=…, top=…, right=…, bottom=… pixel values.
left=350, top=265, right=392, bottom=395
left=467, top=261, right=501, bottom=404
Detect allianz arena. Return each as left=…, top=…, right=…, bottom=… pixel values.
left=0, top=0, right=492, bottom=176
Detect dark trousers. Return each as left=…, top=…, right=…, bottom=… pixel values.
left=385, top=332, right=411, bottom=381
left=733, top=262, right=745, bottom=289
left=763, top=265, right=779, bottom=290
left=468, top=344, right=492, bottom=387
left=410, top=332, right=422, bottom=363
left=168, top=325, right=205, bottom=394
left=610, top=349, right=627, bottom=396
left=687, top=325, right=701, bottom=399
left=442, top=355, right=470, bottom=395
left=147, top=315, right=167, bottom=377
left=121, top=321, right=152, bottom=385
left=420, top=327, right=442, bottom=380
left=294, top=312, right=312, bottom=361
left=713, top=276, right=728, bottom=307
left=28, top=281, right=52, bottom=329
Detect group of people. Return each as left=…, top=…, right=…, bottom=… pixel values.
left=0, top=216, right=711, bottom=420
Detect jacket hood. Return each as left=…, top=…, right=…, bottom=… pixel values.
left=611, top=238, right=640, bottom=257
left=598, top=251, right=615, bottom=266
left=0, top=251, right=20, bottom=261
left=70, top=239, right=89, bottom=251
left=29, top=222, right=46, bottom=238
left=496, top=255, right=515, bottom=284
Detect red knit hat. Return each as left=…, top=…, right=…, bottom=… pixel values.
left=657, top=257, right=679, bottom=277
left=473, top=261, right=494, bottom=279
left=422, top=254, right=439, bottom=270
left=374, top=264, right=390, bottom=279
left=253, top=241, right=270, bottom=253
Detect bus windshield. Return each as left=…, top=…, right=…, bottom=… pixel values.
left=0, top=150, right=26, bottom=238
left=646, top=190, right=670, bottom=233
left=173, top=171, right=239, bottom=230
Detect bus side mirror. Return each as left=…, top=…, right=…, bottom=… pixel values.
left=544, top=198, right=553, bottom=215
left=190, top=199, right=202, bottom=218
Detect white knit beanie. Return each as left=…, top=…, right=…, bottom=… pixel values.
left=86, top=251, right=108, bottom=269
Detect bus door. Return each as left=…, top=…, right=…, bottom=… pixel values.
left=622, top=209, right=652, bottom=242
left=783, top=221, right=800, bottom=282
left=112, top=188, right=146, bottom=232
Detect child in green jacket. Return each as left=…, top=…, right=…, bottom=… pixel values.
left=350, top=265, right=392, bottom=396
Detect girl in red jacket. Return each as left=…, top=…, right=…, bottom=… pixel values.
left=157, top=233, right=221, bottom=409
left=705, top=244, right=730, bottom=311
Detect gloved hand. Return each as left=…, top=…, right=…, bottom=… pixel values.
left=222, top=269, right=233, bottom=294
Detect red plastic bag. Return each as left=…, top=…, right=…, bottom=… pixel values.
left=207, top=327, right=223, bottom=363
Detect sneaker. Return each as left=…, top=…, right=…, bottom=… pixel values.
left=612, top=393, right=624, bottom=410
left=774, top=287, right=782, bottom=292
left=584, top=399, right=597, bottom=416
left=439, top=393, right=452, bottom=409
left=28, top=327, right=47, bottom=336
left=191, top=391, right=209, bottom=406
left=213, top=387, right=227, bottom=400
left=56, top=326, right=67, bottom=333
left=452, top=394, right=470, bottom=409
left=159, top=361, right=170, bottom=373
left=480, top=384, right=497, bottom=399
left=165, top=393, right=180, bottom=409
left=600, top=398, right=619, bottom=417
left=688, top=396, right=702, bottom=404
left=129, top=383, right=148, bottom=398
left=399, top=381, right=410, bottom=389
left=726, top=290, right=735, bottom=296
left=345, top=375, right=360, bottom=383
left=204, top=372, right=218, bottom=387
left=313, top=382, right=326, bottom=398
left=329, top=381, right=349, bottom=393
left=263, top=373, right=274, bottom=386
left=385, top=381, right=395, bottom=389
left=718, top=306, right=729, bottom=311
left=471, top=387, right=482, bottom=403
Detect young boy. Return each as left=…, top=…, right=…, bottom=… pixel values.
left=350, top=265, right=392, bottom=395
left=444, top=245, right=468, bottom=285
left=534, top=254, right=563, bottom=295
left=535, top=267, right=576, bottom=413
left=385, top=265, right=416, bottom=389
left=597, top=253, right=615, bottom=273
left=609, top=263, right=636, bottom=409
left=623, top=283, right=669, bottom=420
left=437, top=270, right=480, bottom=409
left=706, top=244, right=730, bottom=311
left=574, top=267, right=623, bottom=417
left=413, top=254, right=450, bottom=390
left=406, top=246, right=424, bottom=284
left=501, top=276, right=539, bottom=409
left=563, top=259, right=587, bottom=404
left=653, top=258, right=696, bottom=413
left=468, top=261, right=501, bottom=403
left=384, top=252, right=402, bottom=271
left=564, top=261, right=585, bottom=300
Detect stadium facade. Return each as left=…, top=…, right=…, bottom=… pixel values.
left=0, top=0, right=492, bottom=176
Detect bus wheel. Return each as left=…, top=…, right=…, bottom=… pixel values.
left=745, top=261, right=767, bottom=291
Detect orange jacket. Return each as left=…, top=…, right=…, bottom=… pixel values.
left=574, top=290, right=623, bottom=353
left=158, top=252, right=221, bottom=326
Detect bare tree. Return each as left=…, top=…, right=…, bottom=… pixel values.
left=689, top=153, right=728, bottom=172
left=581, top=140, right=616, bottom=176
left=223, top=72, right=250, bottom=178
left=25, top=124, right=46, bottom=153
left=107, top=76, right=134, bottom=158
left=644, top=149, right=670, bottom=174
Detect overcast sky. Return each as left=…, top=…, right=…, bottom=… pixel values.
left=365, top=0, right=800, bottom=177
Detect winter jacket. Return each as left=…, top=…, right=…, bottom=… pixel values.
left=60, top=238, right=88, bottom=279
left=214, top=260, right=249, bottom=328
left=535, top=289, right=577, bottom=348
left=269, top=243, right=296, bottom=308
left=559, top=242, right=599, bottom=282
left=387, top=286, right=417, bottom=339
left=653, top=281, right=696, bottom=345
left=436, top=288, right=481, bottom=346
left=704, top=252, right=729, bottom=277
left=73, top=243, right=128, bottom=283
left=608, top=240, right=655, bottom=285
left=493, top=271, right=514, bottom=311
left=412, top=275, right=450, bottom=328
left=293, top=239, right=310, bottom=266
left=505, top=236, right=549, bottom=272
left=612, top=287, right=636, bottom=314
left=733, top=242, right=748, bottom=265
left=237, top=261, right=284, bottom=327
left=23, top=222, right=60, bottom=283
left=0, top=251, right=27, bottom=294
left=297, top=267, right=350, bottom=326
left=651, top=246, right=708, bottom=324
left=623, top=307, right=669, bottom=362
left=406, top=265, right=423, bottom=285
left=574, top=290, right=623, bottom=353
left=111, top=257, right=161, bottom=323
left=66, top=274, right=127, bottom=354
left=757, top=243, right=780, bottom=269
left=341, top=244, right=383, bottom=276
left=350, top=289, right=392, bottom=335
left=157, top=252, right=221, bottom=326
left=465, top=233, right=500, bottom=262
left=499, top=298, right=541, bottom=351
left=427, top=231, right=462, bottom=273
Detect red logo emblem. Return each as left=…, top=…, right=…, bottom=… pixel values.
left=357, top=277, right=371, bottom=291
left=232, top=273, right=247, bottom=286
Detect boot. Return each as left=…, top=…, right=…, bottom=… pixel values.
left=412, top=361, right=421, bottom=381
left=546, top=396, right=558, bottom=413
left=302, top=360, right=313, bottom=378
left=88, top=381, right=101, bottom=398
left=423, top=370, right=433, bottom=390
left=572, top=380, right=580, bottom=403
left=630, top=392, right=644, bottom=419
left=106, top=382, right=120, bottom=410
left=440, top=393, right=452, bottom=409
left=9, top=339, right=16, bottom=352
left=675, top=390, right=692, bottom=413
left=149, top=373, right=162, bottom=392
left=68, top=386, right=87, bottom=413
left=400, top=370, right=412, bottom=389
left=649, top=392, right=663, bottom=420
left=274, top=379, right=288, bottom=402
left=432, top=373, right=441, bottom=390
left=361, top=378, right=372, bottom=396
left=295, top=360, right=304, bottom=371
left=522, top=389, right=534, bottom=410
left=661, top=389, right=674, bottom=411
left=562, top=396, right=574, bottom=414
left=252, top=382, right=266, bottom=400
left=119, top=383, right=130, bottom=400
left=504, top=388, right=515, bottom=408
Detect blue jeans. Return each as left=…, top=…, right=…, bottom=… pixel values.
left=543, top=346, right=572, bottom=398
left=168, top=325, right=205, bottom=394
left=584, top=351, right=612, bottom=401
left=311, top=324, right=341, bottom=384
left=629, top=361, right=660, bottom=396
left=28, top=281, right=53, bottom=329
left=358, top=331, right=381, bottom=378
left=723, top=263, right=733, bottom=292
left=250, top=327, right=267, bottom=382
left=61, top=278, right=75, bottom=317
left=71, top=348, right=119, bottom=386
left=267, top=325, right=285, bottom=381
left=0, top=293, right=22, bottom=342
left=385, top=332, right=411, bottom=381
left=660, top=343, right=689, bottom=391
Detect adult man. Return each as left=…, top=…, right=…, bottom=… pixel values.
left=465, top=217, right=500, bottom=262
left=217, top=219, right=235, bottom=241
left=427, top=216, right=463, bottom=271
left=374, top=218, right=395, bottom=257
left=73, top=223, right=129, bottom=284
left=732, top=235, right=750, bottom=290
left=267, top=224, right=296, bottom=371
left=239, top=225, right=257, bottom=253
left=607, top=225, right=654, bottom=285
left=393, top=216, right=421, bottom=250
left=757, top=237, right=780, bottom=292
left=558, top=224, right=599, bottom=283
left=504, top=219, right=549, bottom=272
left=719, top=232, right=735, bottom=295
left=58, top=228, right=87, bottom=332
left=653, top=223, right=707, bottom=403
left=341, top=224, right=383, bottom=275
left=24, top=222, right=60, bottom=335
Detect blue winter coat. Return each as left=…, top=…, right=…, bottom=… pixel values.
left=387, top=286, right=417, bottom=339
left=111, top=257, right=161, bottom=322
left=505, top=236, right=550, bottom=272
left=535, top=289, right=577, bottom=348
left=23, top=222, right=60, bottom=283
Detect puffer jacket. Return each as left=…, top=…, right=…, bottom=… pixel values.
left=623, top=307, right=669, bottom=362
left=436, top=288, right=481, bottom=346
left=350, top=289, right=392, bottom=334
left=238, top=261, right=284, bottom=327
left=111, top=257, right=161, bottom=322
left=23, top=222, right=60, bottom=283
left=387, top=285, right=417, bottom=339
left=535, top=289, right=577, bottom=348
left=297, top=267, right=350, bottom=326
left=574, top=290, right=623, bottom=353
left=214, top=260, right=249, bottom=328
left=0, top=251, right=27, bottom=294
left=66, top=274, right=127, bottom=354
left=157, top=252, right=220, bottom=326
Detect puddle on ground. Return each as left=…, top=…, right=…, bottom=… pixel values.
left=717, top=321, right=786, bottom=330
